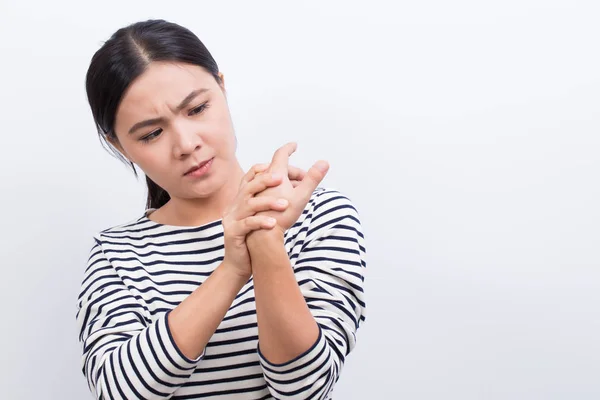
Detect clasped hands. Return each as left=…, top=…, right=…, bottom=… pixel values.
left=221, top=143, right=329, bottom=278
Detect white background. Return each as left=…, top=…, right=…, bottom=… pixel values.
left=1, top=0, right=599, bottom=399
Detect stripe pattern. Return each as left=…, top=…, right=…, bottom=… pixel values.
left=76, top=187, right=367, bottom=399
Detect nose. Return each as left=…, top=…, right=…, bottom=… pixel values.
left=171, top=120, right=203, bottom=158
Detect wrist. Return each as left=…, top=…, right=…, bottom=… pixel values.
left=220, top=259, right=251, bottom=284
left=247, top=226, right=285, bottom=247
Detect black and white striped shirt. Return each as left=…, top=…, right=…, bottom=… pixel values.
left=76, top=187, right=367, bottom=399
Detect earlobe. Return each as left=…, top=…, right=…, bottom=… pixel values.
left=218, top=72, right=226, bottom=92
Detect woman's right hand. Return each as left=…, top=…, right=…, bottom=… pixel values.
left=221, top=164, right=292, bottom=279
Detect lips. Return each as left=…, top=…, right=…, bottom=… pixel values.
left=184, top=158, right=213, bottom=176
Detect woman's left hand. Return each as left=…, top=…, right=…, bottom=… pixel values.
left=251, top=142, right=330, bottom=234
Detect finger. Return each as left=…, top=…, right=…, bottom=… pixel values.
left=239, top=163, right=270, bottom=188
left=295, top=160, right=329, bottom=203
left=270, top=142, right=297, bottom=173
left=291, top=180, right=302, bottom=188
left=237, top=197, right=288, bottom=219
left=287, top=165, right=306, bottom=182
left=240, top=163, right=270, bottom=188
left=238, top=215, right=277, bottom=235
left=243, top=172, right=283, bottom=196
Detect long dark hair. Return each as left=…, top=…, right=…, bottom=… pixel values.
left=85, top=19, right=223, bottom=210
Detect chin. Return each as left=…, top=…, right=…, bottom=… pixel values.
left=188, top=176, right=228, bottom=200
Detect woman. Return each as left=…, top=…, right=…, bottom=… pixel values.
left=76, top=19, right=367, bottom=400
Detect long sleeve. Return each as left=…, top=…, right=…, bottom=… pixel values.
left=75, top=239, right=204, bottom=400
left=257, top=189, right=367, bottom=399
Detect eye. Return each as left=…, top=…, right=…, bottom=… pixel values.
left=189, top=102, right=210, bottom=116
left=140, top=128, right=162, bottom=143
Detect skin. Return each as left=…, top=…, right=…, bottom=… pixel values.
left=108, top=61, right=329, bottom=363
left=247, top=144, right=330, bottom=362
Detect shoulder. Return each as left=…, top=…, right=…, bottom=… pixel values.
left=305, top=187, right=362, bottom=221
left=82, top=213, right=153, bottom=269
left=90, top=212, right=155, bottom=244
left=99, top=213, right=150, bottom=235
left=84, top=214, right=141, bottom=254
left=294, top=187, right=364, bottom=239
left=288, top=187, right=367, bottom=272
left=80, top=214, right=150, bottom=287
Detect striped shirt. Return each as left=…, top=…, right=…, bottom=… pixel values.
left=76, top=187, right=367, bottom=399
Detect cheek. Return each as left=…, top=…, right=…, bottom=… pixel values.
left=130, top=144, right=170, bottom=177
left=207, top=112, right=236, bottom=153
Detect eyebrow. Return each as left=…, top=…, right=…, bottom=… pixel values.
left=128, top=88, right=209, bottom=135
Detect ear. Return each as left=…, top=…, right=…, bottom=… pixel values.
left=218, top=72, right=226, bottom=93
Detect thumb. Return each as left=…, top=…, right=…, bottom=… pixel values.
left=295, top=160, right=329, bottom=203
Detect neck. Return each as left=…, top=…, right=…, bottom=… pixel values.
left=154, top=161, right=245, bottom=227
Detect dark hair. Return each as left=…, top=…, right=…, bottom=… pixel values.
left=85, top=19, right=222, bottom=210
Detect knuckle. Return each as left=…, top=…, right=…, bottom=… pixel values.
left=260, top=174, right=271, bottom=183
left=245, top=218, right=257, bottom=230
left=252, top=163, right=268, bottom=174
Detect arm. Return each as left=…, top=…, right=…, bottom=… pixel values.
left=247, top=228, right=320, bottom=363
left=76, top=239, right=248, bottom=400
left=247, top=189, right=367, bottom=399
left=76, top=165, right=288, bottom=399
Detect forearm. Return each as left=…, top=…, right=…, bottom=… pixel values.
left=168, top=261, right=249, bottom=359
left=246, top=230, right=319, bottom=364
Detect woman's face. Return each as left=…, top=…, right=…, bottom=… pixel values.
left=112, top=61, right=238, bottom=202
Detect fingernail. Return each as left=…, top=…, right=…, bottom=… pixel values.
left=315, top=161, right=329, bottom=173
left=277, top=199, right=288, bottom=206
left=268, top=217, right=277, bottom=225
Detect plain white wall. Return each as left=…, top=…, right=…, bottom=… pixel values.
left=1, top=0, right=599, bottom=399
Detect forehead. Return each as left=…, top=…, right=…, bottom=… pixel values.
left=116, top=62, right=216, bottom=122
